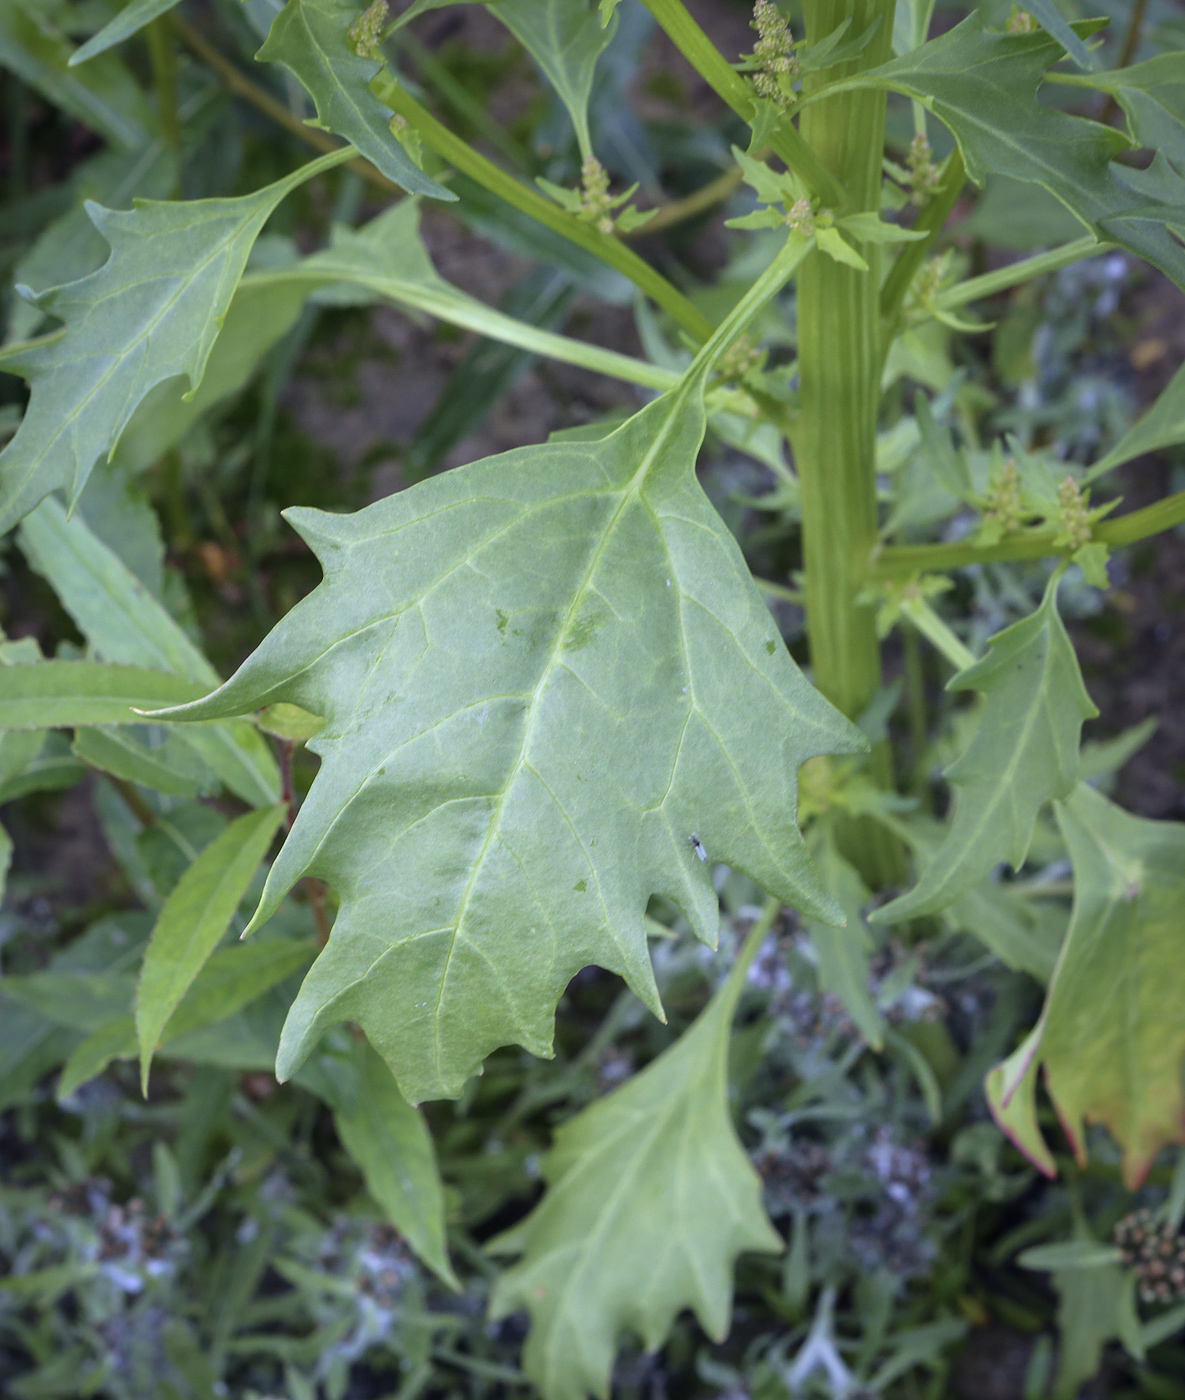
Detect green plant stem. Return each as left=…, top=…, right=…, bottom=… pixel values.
left=375, top=75, right=715, bottom=345
left=636, top=162, right=747, bottom=237
left=147, top=15, right=180, bottom=156
left=934, top=237, right=1108, bottom=312
left=879, top=147, right=965, bottom=331
left=635, top=0, right=845, bottom=206
left=899, top=596, right=975, bottom=671
left=754, top=577, right=804, bottom=606
left=872, top=488, right=1185, bottom=579
left=795, top=0, right=901, bottom=887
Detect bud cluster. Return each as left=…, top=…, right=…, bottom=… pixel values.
left=719, top=333, right=767, bottom=383
left=983, top=458, right=1024, bottom=536
left=1007, top=7, right=1039, bottom=33
left=785, top=197, right=816, bottom=235
left=349, top=0, right=389, bottom=59
left=750, top=0, right=799, bottom=107
left=1056, top=474, right=1092, bottom=551
left=578, top=157, right=616, bottom=234
left=906, top=133, right=942, bottom=205
left=1115, top=1210, right=1185, bottom=1304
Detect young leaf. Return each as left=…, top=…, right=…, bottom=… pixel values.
left=69, top=0, right=183, bottom=65
left=135, top=805, right=286, bottom=1092
left=0, top=661, right=205, bottom=729
left=874, top=573, right=1096, bottom=923
left=852, top=15, right=1185, bottom=292
left=256, top=0, right=454, bottom=199
left=312, top=1038, right=459, bottom=1288
left=487, top=934, right=781, bottom=1400
left=486, top=0, right=618, bottom=159
left=0, top=147, right=352, bottom=533
left=149, top=236, right=863, bottom=1102
left=20, top=497, right=281, bottom=806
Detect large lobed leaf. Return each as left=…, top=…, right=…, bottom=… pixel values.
left=152, top=237, right=864, bottom=1103
left=852, top=15, right=1185, bottom=292
left=0, top=147, right=351, bottom=533
left=257, top=0, right=454, bottom=199
left=875, top=573, right=1096, bottom=923
left=488, top=929, right=781, bottom=1400
left=988, top=784, right=1185, bottom=1187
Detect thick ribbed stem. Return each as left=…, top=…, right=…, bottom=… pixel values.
left=795, top=0, right=900, bottom=883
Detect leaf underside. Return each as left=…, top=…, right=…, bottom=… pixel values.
left=153, top=386, right=862, bottom=1103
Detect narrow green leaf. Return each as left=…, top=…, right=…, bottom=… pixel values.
left=69, top=0, right=183, bottom=65
left=1019, top=1241, right=1122, bottom=1272
left=851, top=15, right=1185, bottom=292
left=0, top=0, right=153, bottom=148
left=0, top=661, right=204, bottom=729
left=20, top=497, right=281, bottom=806
left=0, top=147, right=352, bottom=532
left=149, top=236, right=863, bottom=1102
left=256, top=0, right=454, bottom=199
left=487, top=936, right=782, bottom=1400
left=72, top=725, right=211, bottom=798
left=326, top=1039, right=459, bottom=1287
left=57, top=1016, right=137, bottom=1099
left=1022, top=0, right=1097, bottom=71
left=136, top=804, right=286, bottom=1092
left=3, top=969, right=136, bottom=1031
left=874, top=573, right=1096, bottom=923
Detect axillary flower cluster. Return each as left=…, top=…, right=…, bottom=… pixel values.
left=747, top=0, right=799, bottom=108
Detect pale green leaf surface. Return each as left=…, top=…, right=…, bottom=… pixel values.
left=1020, top=1241, right=1121, bottom=1272
left=874, top=575, right=1096, bottom=923
left=985, top=1022, right=1056, bottom=1176
left=20, top=497, right=280, bottom=806
left=0, top=148, right=351, bottom=532
left=0, top=0, right=153, bottom=149
left=0, top=661, right=205, bottom=729
left=851, top=16, right=1185, bottom=291
left=486, top=0, right=617, bottom=158
left=136, top=804, right=287, bottom=1092
left=256, top=0, right=453, bottom=199
left=487, top=937, right=781, bottom=1400
left=149, top=237, right=863, bottom=1102
left=70, top=0, right=183, bottom=65
left=315, top=1038, right=459, bottom=1286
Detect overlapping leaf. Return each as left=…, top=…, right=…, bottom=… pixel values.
left=152, top=238, right=863, bottom=1103
left=0, top=147, right=351, bottom=532
left=987, top=784, right=1185, bottom=1187
left=256, top=0, right=454, bottom=199
left=1057, top=52, right=1185, bottom=156
left=875, top=574, right=1096, bottom=923
left=850, top=15, right=1185, bottom=291
left=69, top=0, right=183, bottom=65
left=487, top=936, right=781, bottom=1400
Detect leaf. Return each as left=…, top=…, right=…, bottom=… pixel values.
left=874, top=573, right=1096, bottom=923
left=149, top=237, right=863, bottom=1102
left=0, top=0, right=153, bottom=149
left=851, top=15, right=1185, bottom=291
left=70, top=0, right=183, bottom=65
left=487, top=938, right=781, bottom=1400
left=985, top=1023, right=1057, bottom=1175
left=0, top=147, right=352, bottom=533
left=0, top=661, right=205, bottom=729
left=20, top=497, right=281, bottom=806
left=315, top=1038, right=459, bottom=1287
left=1089, top=357, right=1185, bottom=479
left=72, top=725, right=212, bottom=798
left=805, top=828, right=884, bottom=1048
left=488, top=0, right=618, bottom=159
left=1022, top=0, right=1097, bottom=72
left=1058, top=52, right=1185, bottom=153
left=136, top=804, right=287, bottom=1092
left=1019, top=1241, right=1122, bottom=1272
left=993, top=785, right=1185, bottom=1188
left=256, top=0, right=453, bottom=199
